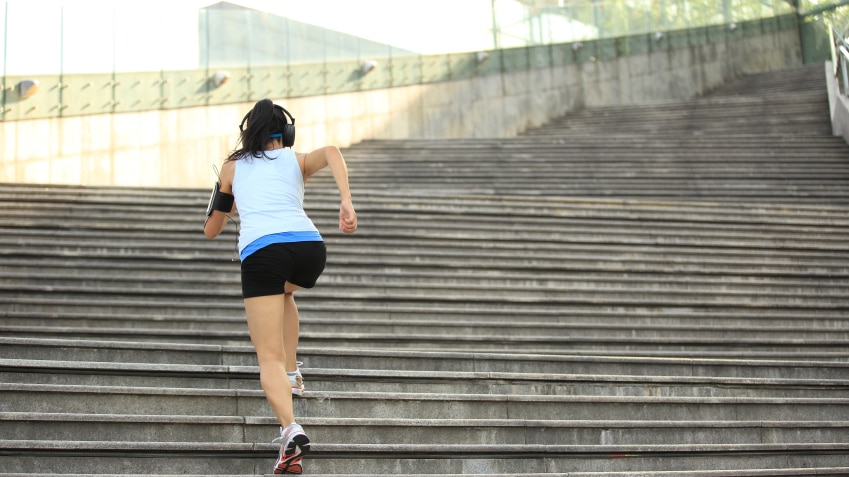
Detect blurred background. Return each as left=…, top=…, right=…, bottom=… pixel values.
left=1, top=0, right=845, bottom=187
left=4, top=0, right=837, bottom=76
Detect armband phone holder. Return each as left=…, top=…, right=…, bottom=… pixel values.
left=206, top=181, right=234, bottom=216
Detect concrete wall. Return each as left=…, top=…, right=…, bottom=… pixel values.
left=0, top=24, right=802, bottom=188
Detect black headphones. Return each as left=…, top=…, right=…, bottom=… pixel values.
left=239, top=104, right=296, bottom=148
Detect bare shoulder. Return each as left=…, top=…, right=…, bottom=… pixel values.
left=220, top=159, right=236, bottom=176
left=219, top=160, right=236, bottom=192
left=294, top=150, right=309, bottom=163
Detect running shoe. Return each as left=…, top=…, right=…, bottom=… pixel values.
left=271, top=422, right=310, bottom=475
left=288, top=361, right=305, bottom=396
left=289, top=370, right=305, bottom=397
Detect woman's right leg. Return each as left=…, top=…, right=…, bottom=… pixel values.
left=282, top=291, right=305, bottom=396
left=282, top=291, right=301, bottom=373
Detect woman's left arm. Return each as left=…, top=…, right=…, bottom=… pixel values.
left=203, top=161, right=236, bottom=239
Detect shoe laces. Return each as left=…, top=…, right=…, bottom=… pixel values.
left=271, top=423, right=303, bottom=445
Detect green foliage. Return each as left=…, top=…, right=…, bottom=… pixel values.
left=511, top=0, right=796, bottom=42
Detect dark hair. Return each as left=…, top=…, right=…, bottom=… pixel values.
left=226, top=98, right=289, bottom=162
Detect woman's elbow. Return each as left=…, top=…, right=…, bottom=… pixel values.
left=203, top=222, right=220, bottom=240
left=321, top=145, right=342, bottom=159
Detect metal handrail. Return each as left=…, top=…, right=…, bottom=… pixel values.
left=831, top=26, right=849, bottom=95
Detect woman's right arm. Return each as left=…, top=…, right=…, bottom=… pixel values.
left=302, top=146, right=357, bottom=234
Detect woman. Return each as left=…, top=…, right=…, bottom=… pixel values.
left=204, top=98, right=357, bottom=474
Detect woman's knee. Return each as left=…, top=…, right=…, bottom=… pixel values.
left=256, top=355, right=286, bottom=384
left=256, top=346, right=286, bottom=366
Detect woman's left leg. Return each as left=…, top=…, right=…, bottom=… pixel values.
left=245, top=287, right=310, bottom=473
left=244, top=293, right=295, bottom=426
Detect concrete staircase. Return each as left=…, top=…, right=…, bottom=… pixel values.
left=337, top=65, right=846, bottom=205
left=2, top=63, right=849, bottom=475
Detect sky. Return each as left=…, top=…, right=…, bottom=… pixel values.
left=1, top=0, right=516, bottom=75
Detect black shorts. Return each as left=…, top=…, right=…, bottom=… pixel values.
left=240, top=241, right=327, bottom=298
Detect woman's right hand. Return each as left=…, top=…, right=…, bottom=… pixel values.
left=339, top=199, right=357, bottom=234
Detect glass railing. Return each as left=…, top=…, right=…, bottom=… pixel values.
left=1, top=0, right=794, bottom=75
left=0, top=0, right=797, bottom=121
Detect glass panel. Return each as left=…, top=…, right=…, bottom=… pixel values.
left=0, top=0, right=800, bottom=78
left=0, top=3, right=6, bottom=76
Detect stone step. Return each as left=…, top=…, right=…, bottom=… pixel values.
left=1, top=440, right=847, bottom=474
left=3, top=269, right=846, bottom=303
left=333, top=157, right=849, bottom=171
left=3, top=241, right=845, bottom=268
left=4, top=411, right=847, bottom=447
left=3, top=319, right=847, bottom=361
left=6, top=307, right=849, bottom=336
left=324, top=143, right=849, bottom=155
left=5, top=473, right=849, bottom=477
left=348, top=134, right=846, bottom=147
left=3, top=358, right=847, bottom=399
left=1, top=261, right=843, bottom=288
left=3, top=239, right=846, bottom=274
left=339, top=171, right=849, bottom=182
left=4, top=259, right=848, bottom=292
left=9, top=185, right=846, bottom=204
left=0, top=468, right=849, bottom=477
left=0, top=332, right=842, bottom=354
left=4, top=308, right=848, bottom=342
left=4, top=324, right=849, bottom=354
left=541, top=102, right=830, bottom=118
left=8, top=473, right=845, bottom=477
left=4, top=185, right=848, bottom=223
left=531, top=119, right=834, bottom=136
left=3, top=338, right=848, bottom=378
left=6, top=211, right=849, bottom=244
left=3, top=280, right=845, bottom=312
left=539, top=108, right=831, bottom=123
left=5, top=382, right=849, bottom=422
left=7, top=191, right=848, bottom=226
left=533, top=107, right=830, bottom=125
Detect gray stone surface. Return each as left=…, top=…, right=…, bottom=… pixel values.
left=0, top=64, right=848, bottom=474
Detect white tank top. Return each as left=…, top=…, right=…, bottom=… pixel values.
left=233, top=149, right=321, bottom=256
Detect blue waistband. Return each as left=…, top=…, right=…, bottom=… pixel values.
left=240, top=231, right=323, bottom=261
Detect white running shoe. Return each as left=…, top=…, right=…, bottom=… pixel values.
left=288, top=361, right=305, bottom=396
left=271, top=422, right=310, bottom=475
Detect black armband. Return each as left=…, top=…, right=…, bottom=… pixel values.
left=206, top=181, right=234, bottom=216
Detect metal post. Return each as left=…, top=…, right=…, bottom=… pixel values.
left=490, top=0, right=499, bottom=50
left=593, top=0, right=603, bottom=39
